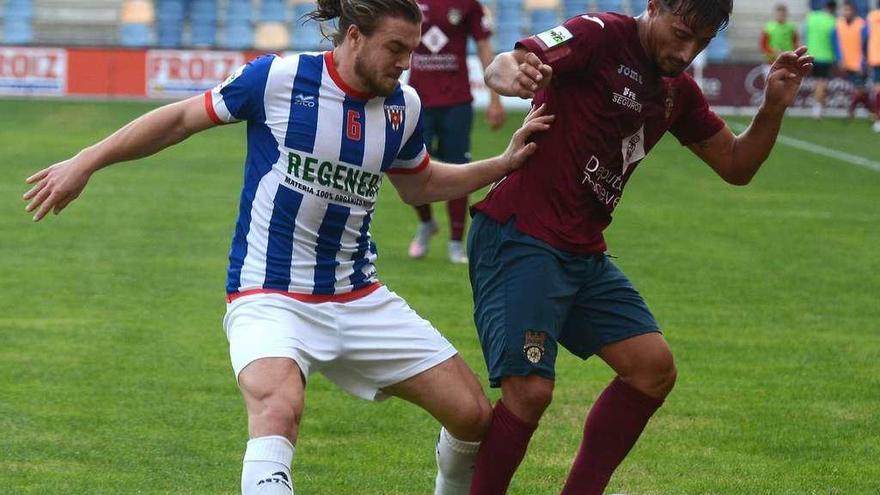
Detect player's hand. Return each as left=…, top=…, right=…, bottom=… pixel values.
left=23, top=157, right=94, bottom=222
left=511, top=52, right=553, bottom=99
left=764, top=46, right=813, bottom=110
left=486, top=98, right=506, bottom=131
left=502, top=103, right=554, bottom=171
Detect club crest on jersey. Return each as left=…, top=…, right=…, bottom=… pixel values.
left=523, top=330, right=548, bottom=364
left=385, top=105, right=405, bottom=131
left=665, top=85, right=677, bottom=120
left=448, top=8, right=462, bottom=25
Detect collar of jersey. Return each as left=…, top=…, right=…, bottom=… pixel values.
left=324, top=51, right=374, bottom=101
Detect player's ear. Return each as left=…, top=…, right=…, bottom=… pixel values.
left=347, top=24, right=362, bottom=48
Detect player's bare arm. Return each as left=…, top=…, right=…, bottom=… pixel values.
left=688, top=47, right=813, bottom=185
left=23, top=95, right=217, bottom=221
left=389, top=104, right=553, bottom=204
left=484, top=48, right=553, bottom=99
left=476, top=37, right=506, bottom=129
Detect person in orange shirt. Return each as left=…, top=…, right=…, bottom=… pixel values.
left=866, top=1, right=880, bottom=130
left=835, top=1, right=870, bottom=120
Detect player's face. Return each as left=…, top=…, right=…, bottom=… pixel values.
left=354, top=17, right=421, bottom=96
left=648, top=8, right=717, bottom=76
left=775, top=7, right=787, bottom=23
left=842, top=4, right=855, bottom=20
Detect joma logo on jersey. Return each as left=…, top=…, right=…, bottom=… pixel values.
left=384, top=105, right=405, bottom=131
left=287, top=151, right=381, bottom=199
left=617, top=64, right=643, bottom=84
left=294, top=94, right=316, bottom=107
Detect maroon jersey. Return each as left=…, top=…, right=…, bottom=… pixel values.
left=473, top=13, right=725, bottom=254
left=409, top=0, right=492, bottom=107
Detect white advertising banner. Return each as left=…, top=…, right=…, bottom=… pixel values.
left=146, top=50, right=245, bottom=99
left=0, top=47, right=67, bottom=96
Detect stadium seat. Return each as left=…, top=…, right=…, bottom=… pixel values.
left=291, top=1, right=323, bottom=51
left=629, top=0, right=648, bottom=13
left=706, top=29, right=730, bottom=62
left=223, top=22, right=254, bottom=48
left=226, top=0, right=254, bottom=21
left=596, top=0, right=624, bottom=12
left=119, top=0, right=155, bottom=47
left=190, top=0, right=218, bottom=46
left=260, top=0, right=288, bottom=23
left=255, top=21, right=290, bottom=50
left=3, top=18, right=34, bottom=44
left=155, top=0, right=185, bottom=47
left=563, top=0, right=590, bottom=19
left=530, top=8, right=559, bottom=34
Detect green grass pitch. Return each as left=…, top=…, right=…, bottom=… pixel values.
left=1, top=99, right=878, bottom=494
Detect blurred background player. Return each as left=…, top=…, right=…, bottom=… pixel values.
left=761, top=4, right=798, bottom=71
left=406, top=0, right=506, bottom=263
left=866, top=0, right=880, bottom=131
left=804, top=1, right=838, bottom=118
left=835, top=1, right=870, bottom=120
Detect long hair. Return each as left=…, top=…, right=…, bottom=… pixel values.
left=307, top=0, right=423, bottom=46
left=656, top=0, right=733, bottom=31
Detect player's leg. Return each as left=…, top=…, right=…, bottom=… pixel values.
left=382, top=354, right=492, bottom=495
left=319, top=285, right=485, bottom=494
left=410, top=108, right=439, bottom=258
left=556, top=256, right=669, bottom=495
left=466, top=213, right=579, bottom=494
left=238, top=358, right=305, bottom=495
left=224, top=294, right=336, bottom=495
left=437, top=103, right=474, bottom=263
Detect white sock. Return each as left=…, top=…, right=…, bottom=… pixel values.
left=434, top=427, right=481, bottom=495
left=241, top=436, right=295, bottom=495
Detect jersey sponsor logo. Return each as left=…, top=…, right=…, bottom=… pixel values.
left=523, top=330, right=547, bottom=364
left=612, top=86, right=643, bottom=113
left=536, top=26, right=573, bottom=49
left=217, top=63, right=245, bottom=91
left=286, top=151, right=382, bottom=203
left=621, top=125, right=646, bottom=173
left=294, top=93, right=316, bottom=107
left=0, top=47, right=66, bottom=96
left=422, top=25, right=450, bottom=54
left=580, top=14, right=605, bottom=28
left=581, top=155, right=624, bottom=209
left=617, top=64, right=643, bottom=84
left=147, top=50, right=244, bottom=98
left=384, top=104, right=405, bottom=131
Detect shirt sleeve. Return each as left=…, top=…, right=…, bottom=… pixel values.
left=387, top=107, right=430, bottom=175
left=204, top=54, right=275, bottom=124
left=467, top=0, right=493, bottom=41
left=669, top=74, right=726, bottom=146
left=514, top=14, right=609, bottom=76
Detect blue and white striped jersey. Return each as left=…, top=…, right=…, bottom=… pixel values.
left=205, top=51, right=429, bottom=300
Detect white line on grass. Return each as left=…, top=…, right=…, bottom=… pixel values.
left=728, top=122, right=880, bottom=173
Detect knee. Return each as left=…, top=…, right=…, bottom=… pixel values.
left=447, top=394, right=493, bottom=441
left=501, top=376, right=554, bottom=424
left=622, top=353, right=677, bottom=399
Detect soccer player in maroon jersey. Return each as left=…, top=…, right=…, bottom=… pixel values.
left=465, top=0, right=813, bottom=493
left=406, top=0, right=506, bottom=263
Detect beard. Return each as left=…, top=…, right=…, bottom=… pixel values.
left=354, top=53, right=400, bottom=97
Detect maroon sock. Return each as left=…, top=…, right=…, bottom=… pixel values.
left=414, top=204, right=432, bottom=223
left=447, top=196, right=468, bottom=241
left=560, top=377, right=664, bottom=495
left=469, top=400, right=537, bottom=495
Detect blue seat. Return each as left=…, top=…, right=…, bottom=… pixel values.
left=261, top=0, right=287, bottom=22
left=563, top=0, right=589, bottom=19
left=119, top=23, right=152, bottom=47
left=226, top=0, right=253, bottom=22
left=629, top=0, right=648, bottom=13
left=706, top=30, right=730, bottom=62
left=291, top=3, right=322, bottom=51
left=530, top=8, right=558, bottom=34
left=596, top=0, right=624, bottom=12
left=495, top=22, right=522, bottom=52
left=3, top=17, right=33, bottom=44
left=5, top=0, right=34, bottom=19
left=190, top=0, right=218, bottom=46
left=223, top=22, right=254, bottom=49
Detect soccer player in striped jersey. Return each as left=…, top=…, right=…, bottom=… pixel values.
left=22, top=0, right=553, bottom=493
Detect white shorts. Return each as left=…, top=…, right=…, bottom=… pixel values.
left=222, top=285, right=457, bottom=401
